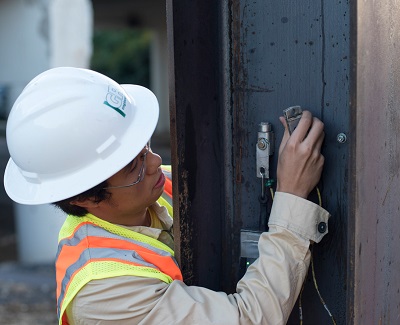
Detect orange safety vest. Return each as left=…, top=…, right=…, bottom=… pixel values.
left=55, top=167, right=180, bottom=325
left=161, top=165, right=172, bottom=200
left=159, top=165, right=172, bottom=210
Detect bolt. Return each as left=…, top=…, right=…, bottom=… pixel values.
left=337, top=133, right=347, bottom=143
left=259, top=122, right=272, bottom=132
left=258, top=138, right=268, bottom=150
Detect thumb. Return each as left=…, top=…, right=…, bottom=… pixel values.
left=278, top=116, right=290, bottom=155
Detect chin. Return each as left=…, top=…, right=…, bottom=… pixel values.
left=147, top=190, right=164, bottom=206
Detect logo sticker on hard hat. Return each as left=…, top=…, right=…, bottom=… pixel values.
left=103, top=86, right=127, bottom=117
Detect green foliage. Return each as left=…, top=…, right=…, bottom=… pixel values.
left=91, top=29, right=151, bottom=87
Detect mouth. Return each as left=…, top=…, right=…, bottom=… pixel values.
left=154, top=172, right=166, bottom=189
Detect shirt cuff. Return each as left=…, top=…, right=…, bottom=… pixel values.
left=268, top=192, right=331, bottom=243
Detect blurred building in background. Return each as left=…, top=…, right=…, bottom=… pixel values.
left=0, top=0, right=169, bottom=265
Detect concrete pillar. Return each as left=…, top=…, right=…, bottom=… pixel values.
left=49, top=0, right=93, bottom=68
left=15, top=0, right=93, bottom=265
left=15, top=204, right=67, bottom=264
left=150, top=29, right=170, bottom=139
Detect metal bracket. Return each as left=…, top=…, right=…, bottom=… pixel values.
left=256, top=122, right=274, bottom=179
left=239, top=229, right=263, bottom=270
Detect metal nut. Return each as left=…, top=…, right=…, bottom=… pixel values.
left=337, top=133, right=347, bottom=143
left=257, top=138, right=268, bottom=150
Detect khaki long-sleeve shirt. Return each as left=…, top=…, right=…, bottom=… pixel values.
left=66, top=192, right=330, bottom=325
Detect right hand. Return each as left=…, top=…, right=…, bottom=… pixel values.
left=276, top=110, right=325, bottom=199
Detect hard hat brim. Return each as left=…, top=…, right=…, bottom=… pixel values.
left=4, top=84, right=159, bottom=205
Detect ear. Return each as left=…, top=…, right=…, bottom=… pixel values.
left=69, top=198, right=100, bottom=209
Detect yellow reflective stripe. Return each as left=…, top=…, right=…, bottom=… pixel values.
left=59, top=260, right=173, bottom=325
left=59, top=214, right=174, bottom=255
left=58, top=215, right=85, bottom=242
left=161, top=164, right=171, bottom=173
left=157, top=196, right=173, bottom=217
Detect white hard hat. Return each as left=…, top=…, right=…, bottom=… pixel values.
left=4, top=67, right=159, bottom=205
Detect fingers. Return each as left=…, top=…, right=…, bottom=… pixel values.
left=276, top=109, right=325, bottom=199
left=279, top=116, right=289, bottom=135
left=287, top=110, right=324, bottom=150
left=278, top=116, right=290, bottom=155
left=314, top=128, right=325, bottom=152
left=278, top=110, right=324, bottom=159
left=289, top=110, right=313, bottom=141
left=303, top=116, right=325, bottom=150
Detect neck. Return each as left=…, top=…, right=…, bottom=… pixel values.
left=87, top=207, right=151, bottom=227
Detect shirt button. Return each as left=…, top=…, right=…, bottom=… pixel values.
left=318, top=222, right=327, bottom=234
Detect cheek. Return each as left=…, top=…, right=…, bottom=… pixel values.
left=126, top=183, right=149, bottom=202
left=112, top=189, right=142, bottom=210
left=113, top=181, right=155, bottom=207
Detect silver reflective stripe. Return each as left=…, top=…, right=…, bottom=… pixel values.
left=161, top=191, right=173, bottom=206
left=56, top=222, right=175, bottom=318
left=163, top=169, right=172, bottom=180
left=56, top=222, right=172, bottom=259
left=57, top=246, right=158, bottom=317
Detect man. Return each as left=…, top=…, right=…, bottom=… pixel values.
left=4, top=67, right=329, bottom=324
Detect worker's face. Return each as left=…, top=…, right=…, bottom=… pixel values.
left=102, top=148, right=165, bottom=218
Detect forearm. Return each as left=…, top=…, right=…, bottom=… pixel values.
left=232, top=192, right=329, bottom=324
left=233, top=225, right=311, bottom=324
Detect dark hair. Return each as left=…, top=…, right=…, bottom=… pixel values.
left=52, top=180, right=111, bottom=216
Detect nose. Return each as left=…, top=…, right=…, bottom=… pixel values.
left=146, top=150, right=162, bottom=175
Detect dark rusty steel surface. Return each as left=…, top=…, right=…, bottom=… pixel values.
left=354, top=1, right=400, bottom=323
left=229, top=1, right=351, bottom=323
left=167, top=0, right=224, bottom=289
left=168, top=0, right=400, bottom=323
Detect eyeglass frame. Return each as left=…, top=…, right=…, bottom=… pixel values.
left=103, top=141, right=151, bottom=189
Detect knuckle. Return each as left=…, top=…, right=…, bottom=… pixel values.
left=313, top=117, right=324, bottom=128
left=303, top=144, right=313, bottom=155
left=285, top=140, right=297, bottom=152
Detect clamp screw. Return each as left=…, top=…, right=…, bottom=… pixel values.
left=337, top=133, right=347, bottom=143
left=257, top=138, right=268, bottom=150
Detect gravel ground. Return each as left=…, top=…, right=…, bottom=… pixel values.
left=0, top=232, right=57, bottom=325
left=0, top=262, right=57, bottom=325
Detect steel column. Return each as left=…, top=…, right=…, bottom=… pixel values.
left=167, top=0, right=224, bottom=289
left=168, top=0, right=400, bottom=323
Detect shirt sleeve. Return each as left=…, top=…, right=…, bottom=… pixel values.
left=68, top=193, right=330, bottom=325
